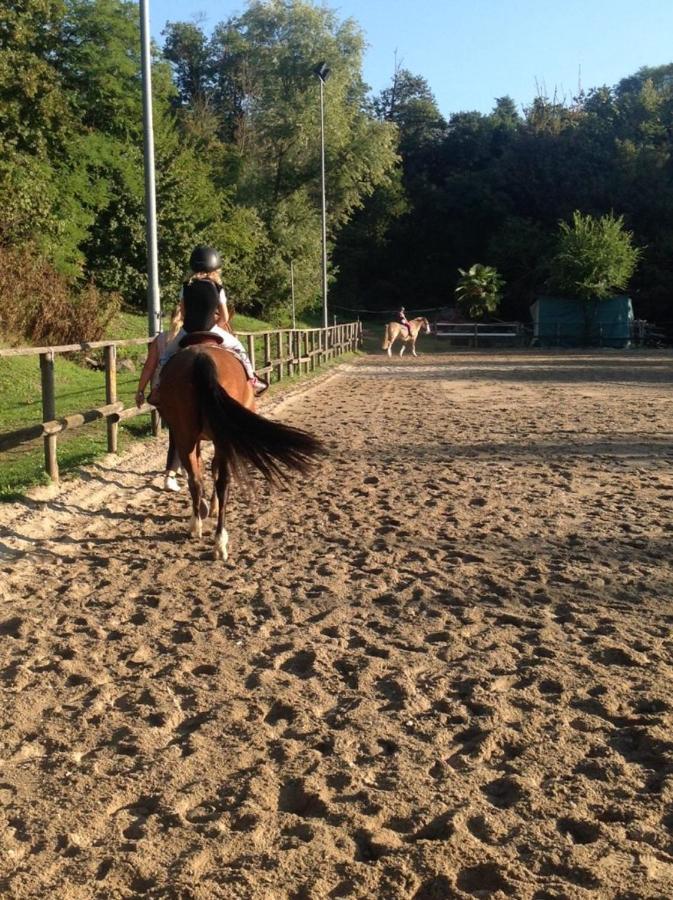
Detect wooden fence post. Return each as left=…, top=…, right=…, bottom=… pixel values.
left=39, top=350, right=58, bottom=482
left=276, top=331, right=283, bottom=381
left=289, top=331, right=294, bottom=375
left=104, top=344, right=118, bottom=453
left=264, top=332, right=272, bottom=382
left=246, top=334, right=256, bottom=372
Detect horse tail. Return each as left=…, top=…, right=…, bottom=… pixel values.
left=192, top=353, right=323, bottom=484
left=382, top=324, right=391, bottom=350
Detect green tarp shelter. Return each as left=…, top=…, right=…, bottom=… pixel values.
left=530, top=296, right=634, bottom=347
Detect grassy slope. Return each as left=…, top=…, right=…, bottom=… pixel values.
left=0, top=309, right=330, bottom=499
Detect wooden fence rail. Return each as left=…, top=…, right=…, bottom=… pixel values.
left=434, top=322, right=525, bottom=346
left=0, top=321, right=362, bottom=484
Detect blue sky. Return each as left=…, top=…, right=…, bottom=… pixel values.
left=149, top=0, right=673, bottom=116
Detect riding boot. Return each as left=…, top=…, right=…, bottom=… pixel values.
left=250, top=374, right=269, bottom=396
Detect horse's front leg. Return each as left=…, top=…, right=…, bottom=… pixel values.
left=213, top=454, right=230, bottom=561
left=387, top=338, right=393, bottom=358
left=411, top=339, right=418, bottom=357
left=399, top=342, right=406, bottom=357
left=185, top=445, right=204, bottom=539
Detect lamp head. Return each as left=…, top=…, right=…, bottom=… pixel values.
left=314, top=61, right=331, bottom=82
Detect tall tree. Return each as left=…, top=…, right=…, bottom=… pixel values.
left=163, top=0, right=397, bottom=318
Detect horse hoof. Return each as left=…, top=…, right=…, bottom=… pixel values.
left=214, top=530, right=229, bottom=561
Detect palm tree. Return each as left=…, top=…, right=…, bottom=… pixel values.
left=455, top=264, right=504, bottom=319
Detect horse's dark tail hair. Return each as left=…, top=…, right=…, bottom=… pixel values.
left=382, top=323, right=391, bottom=350
left=192, top=352, right=324, bottom=484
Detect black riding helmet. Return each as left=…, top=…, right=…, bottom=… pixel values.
left=189, top=245, right=221, bottom=273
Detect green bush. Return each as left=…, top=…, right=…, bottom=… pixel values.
left=455, top=264, right=504, bottom=319
left=0, top=245, right=120, bottom=345
left=549, top=211, right=641, bottom=301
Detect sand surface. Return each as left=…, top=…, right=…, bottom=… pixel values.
left=1, top=350, right=673, bottom=899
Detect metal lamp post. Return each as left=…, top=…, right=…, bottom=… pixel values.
left=314, top=61, right=330, bottom=330
left=139, top=0, right=161, bottom=337
left=290, top=259, right=296, bottom=329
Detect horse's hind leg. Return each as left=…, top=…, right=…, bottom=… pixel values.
left=400, top=342, right=406, bottom=357
left=209, top=457, right=219, bottom=519
left=184, top=445, right=204, bottom=539
left=213, top=453, right=230, bottom=561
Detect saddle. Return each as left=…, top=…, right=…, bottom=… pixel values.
left=179, top=331, right=225, bottom=349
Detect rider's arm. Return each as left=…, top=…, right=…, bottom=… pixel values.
left=217, top=287, right=229, bottom=326
left=136, top=336, right=160, bottom=406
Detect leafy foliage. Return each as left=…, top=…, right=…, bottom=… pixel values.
left=0, top=245, right=119, bottom=344
left=1, top=0, right=673, bottom=342
left=455, top=264, right=504, bottom=319
left=162, top=0, right=397, bottom=319
left=549, top=211, right=640, bottom=301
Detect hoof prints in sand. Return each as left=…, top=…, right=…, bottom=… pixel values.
left=1, top=351, right=673, bottom=897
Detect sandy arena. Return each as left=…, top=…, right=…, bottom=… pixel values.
left=1, top=350, right=673, bottom=899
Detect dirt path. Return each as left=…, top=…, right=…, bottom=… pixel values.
left=2, top=351, right=673, bottom=899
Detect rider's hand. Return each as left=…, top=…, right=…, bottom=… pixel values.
left=135, top=389, right=145, bottom=409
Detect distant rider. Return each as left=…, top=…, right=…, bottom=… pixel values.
left=398, top=306, right=413, bottom=338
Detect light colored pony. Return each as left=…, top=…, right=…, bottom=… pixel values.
left=382, top=317, right=431, bottom=357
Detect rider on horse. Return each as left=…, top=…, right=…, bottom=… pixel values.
left=398, top=306, right=413, bottom=338
left=150, top=245, right=268, bottom=405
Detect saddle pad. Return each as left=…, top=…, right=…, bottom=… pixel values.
left=179, top=331, right=225, bottom=349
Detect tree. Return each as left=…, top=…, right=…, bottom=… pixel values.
left=163, top=0, right=397, bottom=319
left=372, top=63, right=446, bottom=153
left=548, top=211, right=640, bottom=301
left=455, top=264, right=504, bottom=319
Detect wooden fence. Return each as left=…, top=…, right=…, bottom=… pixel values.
left=0, top=321, right=361, bottom=483
left=434, top=322, right=526, bottom=346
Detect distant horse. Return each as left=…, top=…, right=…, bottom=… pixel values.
left=382, top=317, right=431, bottom=357
left=159, top=336, right=323, bottom=560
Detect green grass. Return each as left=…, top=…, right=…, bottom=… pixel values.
left=0, top=349, right=151, bottom=499
left=0, top=309, right=354, bottom=500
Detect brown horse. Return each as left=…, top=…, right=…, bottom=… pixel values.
left=159, top=339, right=322, bottom=560
left=382, top=317, right=431, bottom=357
